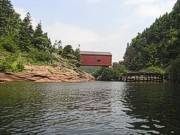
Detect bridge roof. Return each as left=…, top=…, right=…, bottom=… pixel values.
left=80, top=51, right=112, bottom=56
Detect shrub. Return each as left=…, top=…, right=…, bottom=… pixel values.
left=29, top=49, right=53, bottom=64
left=93, top=68, right=114, bottom=81
left=0, top=37, right=17, bottom=53
left=93, top=64, right=127, bottom=81
left=2, top=43, right=16, bottom=53
left=142, top=66, right=165, bottom=75
left=113, top=65, right=127, bottom=79
left=0, top=54, right=24, bottom=72
left=168, top=57, right=180, bottom=82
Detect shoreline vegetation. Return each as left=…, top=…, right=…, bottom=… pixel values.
left=0, top=0, right=94, bottom=83
left=0, top=0, right=179, bottom=83
left=123, top=1, right=180, bottom=82
left=93, top=64, right=166, bottom=82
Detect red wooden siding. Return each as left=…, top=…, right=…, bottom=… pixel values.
left=80, top=55, right=112, bottom=67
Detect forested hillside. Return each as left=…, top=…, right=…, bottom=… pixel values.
left=124, top=0, right=180, bottom=71
left=124, top=0, right=180, bottom=81
left=0, top=0, right=80, bottom=72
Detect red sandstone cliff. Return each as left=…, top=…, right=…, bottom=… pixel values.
left=0, top=65, right=94, bottom=83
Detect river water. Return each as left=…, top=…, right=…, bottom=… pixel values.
left=0, top=82, right=180, bottom=135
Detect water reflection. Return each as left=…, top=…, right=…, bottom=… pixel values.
left=0, top=82, right=180, bottom=134
left=122, top=82, right=180, bottom=135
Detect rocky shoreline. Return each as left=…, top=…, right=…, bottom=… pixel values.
left=0, top=65, right=94, bottom=83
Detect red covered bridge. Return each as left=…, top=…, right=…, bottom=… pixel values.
left=80, top=51, right=112, bottom=67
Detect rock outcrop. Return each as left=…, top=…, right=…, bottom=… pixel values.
left=0, top=65, right=94, bottom=83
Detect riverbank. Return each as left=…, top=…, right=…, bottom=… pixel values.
left=0, top=65, right=94, bottom=83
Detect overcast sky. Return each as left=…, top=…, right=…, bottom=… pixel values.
left=12, top=0, right=177, bottom=61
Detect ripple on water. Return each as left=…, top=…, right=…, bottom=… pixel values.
left=0, top=82, right=180, bottom=134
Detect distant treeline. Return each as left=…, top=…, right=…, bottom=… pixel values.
left=0, top=0, right=80, bottom=72
left=124, top=0, right=180, bottom=82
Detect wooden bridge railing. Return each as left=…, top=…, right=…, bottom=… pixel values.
left=120, top=72, right=164, bottom=82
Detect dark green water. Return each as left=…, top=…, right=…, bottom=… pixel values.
left=0, top=82, right=180, bottom=135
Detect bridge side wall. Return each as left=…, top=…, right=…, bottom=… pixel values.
left=80, top=55, right=112, bottom=67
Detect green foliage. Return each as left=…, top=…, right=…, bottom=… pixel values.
left=93, top=63, right=127, bottom=81
left=74, top=48, right=80, bottom=61
left=18, top=12, right=33, bottom=52
left=62, top=45, right=74, bottom=58
left=2, top=42, right=15, bottom=52
left=0, top=10, right=55, bottom=66
left=142, top=66, right=165, bottom=75
left=124, top=0, right=180, bottom=71
left=0, top=53, right=24, bottom=72
left=0, top=0, right=14, bottom=37
left=168, top=57, right=180, bottom=82
left=33, top=23, right=51, bottom=51
left=111, top=62, right=127, bottom=80
left=29, top=49, right=53, bottom=64
left=1, top=37, right=17, bottom=53
left=0, top=0, right=81, bottom=72
left=52, top=40, right=63, bottom=55
left=62, top=45, right=80, bottom=66
left=93, top=68, right=114, bottom=81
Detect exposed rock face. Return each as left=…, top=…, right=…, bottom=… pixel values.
left=0, top=65, right=94, bottom=83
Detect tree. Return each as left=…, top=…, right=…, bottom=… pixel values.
left=0, top=0, right=82, bottom=72
left=124, top=0, right=180, bottom=71
left=0, top=0, right=14, bottom=37
left=74, top=48, right=80, bottom=61
left=19, top=12, right=34, bottom=52
left=33, top=23, right=51, bottom=51
left=53, top=40, right=63, bottom=55
left=62, top=45, right=74, bottom=59
left=0, top=0, right=21, bottom=54
left=168, top=57, right=180, bottom=82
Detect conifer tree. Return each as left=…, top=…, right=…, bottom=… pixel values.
left=19, top=12, right=34, bottom=52
left=33, top=23, right=51, bottom=51
left=62, top=45, right=74, bottom=59
left=0, top=0, right=14, bottom=37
